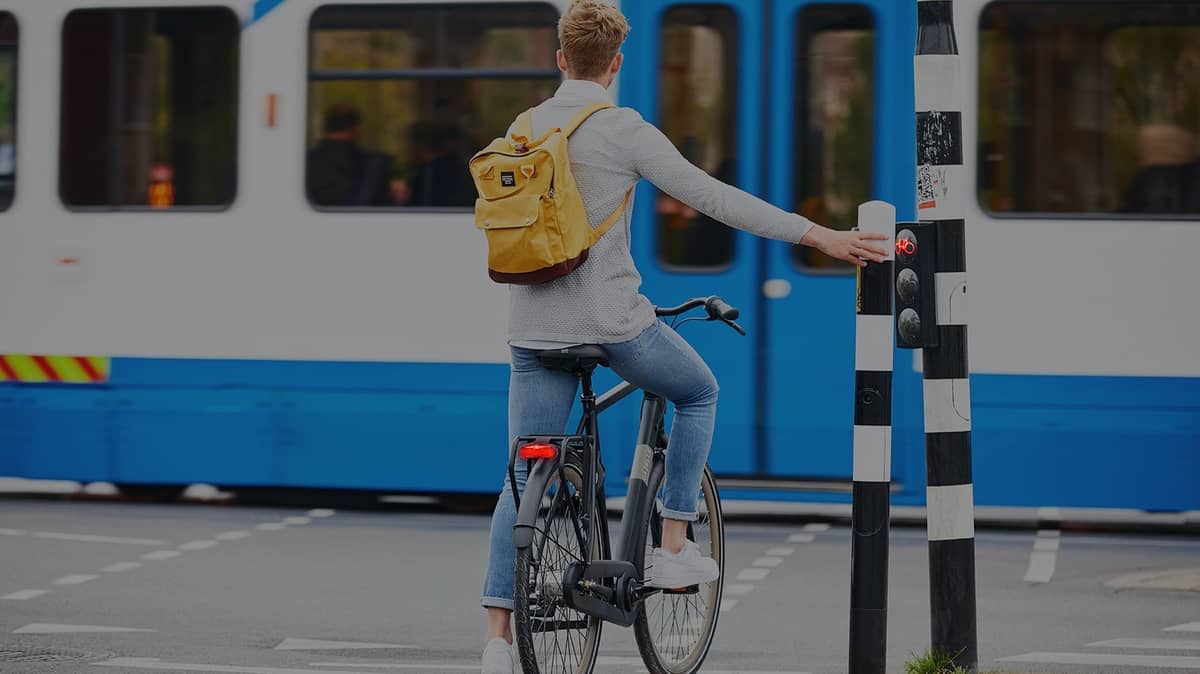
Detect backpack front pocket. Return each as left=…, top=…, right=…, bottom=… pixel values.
left=475, top=194, right=556, bottom=273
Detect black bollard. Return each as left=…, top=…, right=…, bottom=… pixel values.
left=914, top=0, right=978, bottom=670
left=848, top=201, right=896, bottom=674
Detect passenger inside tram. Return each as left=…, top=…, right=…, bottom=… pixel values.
left=306, top=104, right=396, bottom=207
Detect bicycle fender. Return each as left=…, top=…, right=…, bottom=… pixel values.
left=512, top=457, right=560, bottom=549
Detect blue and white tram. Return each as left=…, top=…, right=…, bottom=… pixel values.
left=0, top=0, right=1196, bottom=510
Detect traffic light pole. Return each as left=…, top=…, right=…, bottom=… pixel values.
left=915, top=0, right=978, bottom=670
left=848, top=201, right=895, bottom=674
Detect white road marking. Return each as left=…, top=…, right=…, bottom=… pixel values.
left=787, top=534, right=815, bottom=544
left=308, top=509, right=336, bottom=518
left=736, top=568, right=770, bottom=582
left=1166, top=622, right=1200, bottom=632
left=179, top=540, right=218, bottom=551
left=999, top=652, right=1200, bottom=668
left=102, top=562, right=142, bottom=573
left=312, top=663, right=811, bottom=674
left=256, top=523, right=287, bottom=531
left=95, top=658, right=425, bottom=674
left=720, top=598, right=738, bottom=612
left=33, top=531, right=167, bottom=546
left=1, top=589, right=48, bottom=600
left=1088, top=637, right=1200, bottom=651
left=765, top=546, right=795, bottom=556
left=142, top=550, right=181, bottom=561
left=753, top=557, right=783, bottom=568
left=14, top=623, right=154, bottom=634
left=0, top=528, right=28, bottom=536
left=274, top=638, right=415, bottom=651
left=283, top=516, right=312, bottom=525
left=1023, top=530, right=1060, bottom=583
left=215, top=531, right=251, bottom=541
left=53, top=574, right=98, bottom=585
left=802, top=523, right=831, bottom=532
left=724, top=583, right=754, bottom=596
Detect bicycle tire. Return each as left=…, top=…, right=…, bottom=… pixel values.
left=514, top=462, right=604, bottom=674
left=633, top=463, right=725, bottom=674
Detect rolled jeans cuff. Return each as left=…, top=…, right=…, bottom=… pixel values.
left=481, top=595, right=515, bottom=611
left=660, top=507, right=698, bottom=522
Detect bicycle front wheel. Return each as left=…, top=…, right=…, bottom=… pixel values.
left=634, top=462, right=725, bottom=674
left=514, top=462, right=603, bottom=674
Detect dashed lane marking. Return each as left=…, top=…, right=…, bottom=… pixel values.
left=787, top=534, right=815, bottom=544
left=0, top=528, right=28, bottom=536
left=999, top=652, right=1200, bottom=669
left=1023, top=530, right=1060, bottom=584
left=308, top=509, right=336, bottom=518
left=1088, top=637, right=1200, bottom=651
left=102, top=562, right=142, bottom=573
left=53, top=574, right=98, bottom=585
left=724, top=583, right=754, bottom=596
left=1, top=589, right=48, bottom=600
left=274, top=638, right=416, bottom=651
left=32, top=531, right=168, bottom=546
left=95, top=658, right=423, bottom=674
left=765, top=546, right=795, bottom=557
left=179, top=540, right=218, bottom=551
left=719, top=599, right=738, bottom=612
left=736, top=568, right=770, bottom=582
left=802, top=523, right=831, bottom=532
left=752, top=557, right=783, bottom=568
left=1166, top=622, right=1200, bottom=632
left=283, top=516, right=312, bottom=525
left=14, top=623, right=154, bottom=634
left=215, top=531, right=251, bottom=541
left=142, top=550, right=181, bottom=561
left=256, top=523, right=287, bottom=531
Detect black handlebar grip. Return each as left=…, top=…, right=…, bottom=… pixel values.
left=706, top=296, right=740, bottom=321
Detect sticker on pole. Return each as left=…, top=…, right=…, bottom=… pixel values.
left=917, top=164, right=947, bottom=210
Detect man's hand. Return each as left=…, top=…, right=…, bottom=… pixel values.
left=799, top=224, right=890, bottom=267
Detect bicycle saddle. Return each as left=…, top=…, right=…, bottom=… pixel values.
left=535, top=345, right=609, bottom=373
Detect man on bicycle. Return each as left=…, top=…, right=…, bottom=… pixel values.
left=480, top=2, right=890, bottom=671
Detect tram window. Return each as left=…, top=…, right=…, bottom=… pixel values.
left=980, top=2, right=1200, bottom=216
left=792, top=6, right=875, bottom=271
left=656, top=6, right=738, bottom=270
left=306, top=4, right=559, bottom=210
left=59, top=8, right=239, bottom=210
left=0, top=14, right=16, bottom=212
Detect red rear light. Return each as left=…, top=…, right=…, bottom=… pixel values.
left=519, top=443, right=557, bottom=460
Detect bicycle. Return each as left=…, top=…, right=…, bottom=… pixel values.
left=507, top=295, right=745, bottom=674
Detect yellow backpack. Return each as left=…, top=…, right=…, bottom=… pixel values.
left=470, top=102, right=631, bottom=284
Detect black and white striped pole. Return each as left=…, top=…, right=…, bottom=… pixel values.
left=910, top=0, right=978, bottom=670
left=848, top=200, right=895, bottom=674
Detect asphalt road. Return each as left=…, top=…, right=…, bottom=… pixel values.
left=1, top=491, right=1199, bottom=674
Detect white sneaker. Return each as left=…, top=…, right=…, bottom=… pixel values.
left=646, top=540, right=720, bottom=589
left=481, top=637, right=514, bottom=674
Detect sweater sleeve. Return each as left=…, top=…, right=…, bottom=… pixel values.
left=627, top=114, right=816, bottom=244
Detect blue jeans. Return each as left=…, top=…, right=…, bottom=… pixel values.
left=480, top=320, right=719, bottom=610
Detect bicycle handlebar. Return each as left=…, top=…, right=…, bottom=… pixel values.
left=654, top=295, right=746, bottom=336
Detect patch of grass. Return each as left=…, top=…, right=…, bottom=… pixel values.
left=904, top=648, right=968, bottom=674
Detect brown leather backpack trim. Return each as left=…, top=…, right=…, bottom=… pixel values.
left=489, top=249, right=589, bottom=285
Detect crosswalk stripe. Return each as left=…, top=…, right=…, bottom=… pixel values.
left=999, top=651, right=1200, bottom=668
left=1088, top=637, right=1200, bottom=651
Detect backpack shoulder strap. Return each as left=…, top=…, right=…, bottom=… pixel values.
left=589, top=188, right=633, bottom=245
left=563, top=102, right=615, bottom=137
left=511, top=109, right=534, bottom=144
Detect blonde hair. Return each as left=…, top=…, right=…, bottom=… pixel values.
left=558, top=0, right=630, bottom=79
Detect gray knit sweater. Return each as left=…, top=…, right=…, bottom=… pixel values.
left=508, top=79, right=815, bottom=348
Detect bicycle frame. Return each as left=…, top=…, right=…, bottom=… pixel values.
left=510, top=371, right=668, bottom=628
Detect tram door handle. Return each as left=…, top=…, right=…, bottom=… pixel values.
left=762, top=279, right=792, bottom=299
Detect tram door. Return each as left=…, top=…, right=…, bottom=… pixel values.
left=625, top=0, right=909, bottom=479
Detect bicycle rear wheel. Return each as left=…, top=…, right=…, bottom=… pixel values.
left=634, top=463, right=724, bottom=674
left=514, top=462, right=603, bottom=674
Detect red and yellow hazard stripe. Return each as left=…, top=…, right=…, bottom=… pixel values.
left=0, top=355, right=110, bottom=384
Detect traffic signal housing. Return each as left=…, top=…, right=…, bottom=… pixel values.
left=894, top=222, right=938, bottom=349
